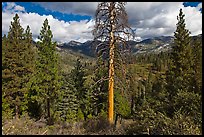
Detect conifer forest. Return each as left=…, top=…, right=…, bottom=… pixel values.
left=2, top=2, right=202, bottom=135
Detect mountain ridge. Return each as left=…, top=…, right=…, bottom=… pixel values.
left=57, top=34, right=202, bottom=57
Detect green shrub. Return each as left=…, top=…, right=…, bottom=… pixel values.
left=165, top=113, right=201, bottom=135
left=125, top=107, right=201, bottom=135
left=77, top=108, right=84, bottom=121
left=115, top=90, right=131, bottom=118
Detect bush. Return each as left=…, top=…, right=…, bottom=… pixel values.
left=173, top=90, right=202, bottom=126
left=164, top=113, right=201, bottom=135
left=125, top=108, right=201, bottom=135
left=126, top=101, right=158, bottom=135
left=83, top=114, right=110, bottom=133
left=77, top=108, right=84, bottom=121
left=114, top=90, right=131, bottom=118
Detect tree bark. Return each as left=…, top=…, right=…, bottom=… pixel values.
left=108, top=2, right=115, bottom=125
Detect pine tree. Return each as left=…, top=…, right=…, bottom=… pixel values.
left=57, top=73, right=79, bottom=122
left=2, top=14, right=35, bottom=118
left=71, top=59, right=86, bottom=100
left=91, top=56, right=109, bottom=117
left=93, top=2, right=134, bottom=124
left=166, top=9, right=194, bottom=117
left=33, top=18, right=61, bottom=125
left=24, top=26, right=41, bottom=119
left=2, top=34, right=12, bottom=118
left=126, top=67, right=137, bottom=115
left=83, top=86, right=96, bottom=119
left=145, top=71, right=153, bottom=93
left=191, top=39, right=202, bottom=94
left=70, top=58, right=88, bottom=120
left=2, top=34, right=7, bottom=66
left=21, top=25, right=36, bottom=114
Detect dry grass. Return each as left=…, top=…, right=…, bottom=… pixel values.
left=2, top=115, right=130, bottom=135
left=2, top=118, right=85, bottom=135
left=4, top=114, right=200, bottom=135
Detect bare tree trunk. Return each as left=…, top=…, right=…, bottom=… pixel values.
left=108, top=2, right=115, bottom=125
left=94, top=2, right=134, bottom=126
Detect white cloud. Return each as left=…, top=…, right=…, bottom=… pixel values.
left=34, top=2, right=98, bottom=16
left=34, top=2, right=202, bottom=40
left=4, top=2, right=16, bottom=10
left=183, top=6, right=202, bottom=36
left=3, top=2, right=25, bottom=12
left=126, top=2, right=202, bottom=39
left=2, top=2, right=202, bottom=42
left=196, top=3, right=202, bottom=10
left=2, top=3, right=94, bottom=43
left=14, top=5, right=25, bottom=12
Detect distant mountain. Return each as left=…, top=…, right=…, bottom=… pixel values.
left=131, top=36, right=174, bottom=54
left=192, top=34, right=202, bottom=42
left=138, top=36, right=173, bottom=45
left=58, top=40, right=100, bottom=57
left=57, top=34, right=202, bottom=57
left=59, top=40, right=82, bottom=47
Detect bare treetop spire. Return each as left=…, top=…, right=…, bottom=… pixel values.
left=93, top=2, right=134, bottom=125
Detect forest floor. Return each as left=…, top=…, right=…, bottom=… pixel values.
left=2, top=115, right=136, bottom=135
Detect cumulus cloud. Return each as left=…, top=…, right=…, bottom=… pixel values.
left=2, top=2, right=94, bottom=43
left=183, top=6, right=202, bottom=36
left=34, top=2, right=202, bottom=40
left=125, top=2, right=202, bottom=39
left=2, top=2, right=202, bottom=42
left=3, top=2, right=25, bottom=12
left=34, top=2, right=98, bottom=16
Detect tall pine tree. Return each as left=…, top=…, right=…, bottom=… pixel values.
left=33, top=18, right=61, bottom=125
left=70, top=58, right=88, bottom=120
left=2, top=14, right=35, bottom=118
left=24, top=26, right=41, bottom=119
left=166, top=9, right=194, bottom=117
left=191, top=39, right=202, bottom=94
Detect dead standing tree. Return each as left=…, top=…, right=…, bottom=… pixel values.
left=93, top=2, right=134, bottom=125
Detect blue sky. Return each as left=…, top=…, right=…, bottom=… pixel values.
left=15, top=2, right=92, bottom=22
left=2, top=2, right=202, bottom=43
left=3, top=2, right=201, bottom=22
left=183, top=2, right=201, bottom=7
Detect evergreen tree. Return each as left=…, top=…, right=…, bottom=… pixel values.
left=91, top=56, right=109, bottom=117
left=71, top=59, right=86, bottom=101
left=165, top=9, right=194, bottom=117
left=23, top=25, right=36, bottom=113
left=33, top=18, right=61, bottom=125
left=24, top=26, right=41, bottom=119
left=127, top=68, right=137, bottom=115
left=57, top=73, right=79, bottom=122
left=2, top=34, right=7, bottom=67
left=191, top=39, right=202, bottom=94
left=151, top=73, right=169, bottom=114
left=145, top=71, right=153, bottom=93
left=70, top=58, right=88, bottom=120
left=83, top=86, right=97, bottom=119
left=2, top=14, right=35, bottom=118
left=2, top=34, right=12, bottom=118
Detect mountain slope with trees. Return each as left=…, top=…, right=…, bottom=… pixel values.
left=2, top=4, right=202, bottom=135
